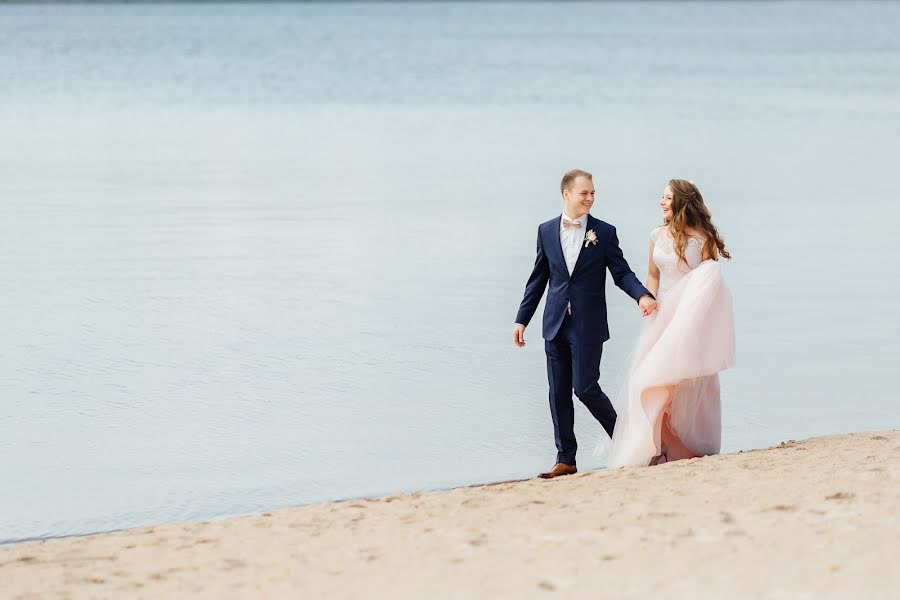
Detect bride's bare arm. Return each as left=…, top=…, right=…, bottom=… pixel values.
left=646, top=240, right=660, bottom=297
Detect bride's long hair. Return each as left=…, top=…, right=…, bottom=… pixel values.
left=666, top=179, right=731, bottom=263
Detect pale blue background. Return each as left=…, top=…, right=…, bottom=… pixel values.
left=1, top=1, right=898, bottom=542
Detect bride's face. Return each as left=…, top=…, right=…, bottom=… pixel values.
left=563, top=176, right=595, bottom=218
left=660, top=186, right=674, bottom=220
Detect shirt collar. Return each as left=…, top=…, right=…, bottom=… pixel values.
left=560, top=212, right=589, bottom=230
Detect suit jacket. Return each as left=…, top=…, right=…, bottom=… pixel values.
left=515, top=215, right=651, bottom=343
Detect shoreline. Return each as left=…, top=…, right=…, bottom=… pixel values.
left=0, top=474, right=545, bottom=549
left=3, top=430, right=898, bottom=599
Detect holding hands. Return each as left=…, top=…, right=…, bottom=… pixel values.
left=638, top=295, right=658, bottom=317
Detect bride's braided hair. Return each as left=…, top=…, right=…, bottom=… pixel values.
left=666, top=179, right=731, bottom=263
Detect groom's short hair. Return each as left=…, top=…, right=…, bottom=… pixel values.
left=561, top=169, right=593, bottom=195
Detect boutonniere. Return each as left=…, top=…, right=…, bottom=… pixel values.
left=584, top=229, right=598, bottom=248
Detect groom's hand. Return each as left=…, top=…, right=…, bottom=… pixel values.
left=513, top=323, right=526, bottom=347
left=638, top=295, right=658, bottom=317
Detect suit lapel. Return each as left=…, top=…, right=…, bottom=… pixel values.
left=569, top=215, right=594, bottom=279
left=547, top=217, right=567, bottom=275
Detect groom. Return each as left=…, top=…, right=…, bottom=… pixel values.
left=513, top=170, right=657, bottom=478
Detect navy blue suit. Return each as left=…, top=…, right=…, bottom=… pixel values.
left=516, top=215, right=651, bottom=465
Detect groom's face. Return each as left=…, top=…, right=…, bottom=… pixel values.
left=563, top=176, right=595, bottom=218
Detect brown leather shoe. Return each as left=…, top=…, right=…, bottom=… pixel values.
left=538, top=463, right=577, bottom=479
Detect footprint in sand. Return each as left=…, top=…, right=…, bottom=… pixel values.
left=826, top=492, right=855, bottom=501
left=120, top=581, right=145, bottom=590
left=222, top=558, right=246, bottom=570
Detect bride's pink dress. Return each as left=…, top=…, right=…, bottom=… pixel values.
left=596, top=226, right=735, bottom=468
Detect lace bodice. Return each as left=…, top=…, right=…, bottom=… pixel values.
left=651, top=226, right=706, bottom=298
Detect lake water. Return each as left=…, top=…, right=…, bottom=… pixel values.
left=1, top=1, right=898, bottom=543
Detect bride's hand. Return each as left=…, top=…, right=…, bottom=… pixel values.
left=638, top=296, right=658, bottom=317
left=513, top=323, right=526, bottom=347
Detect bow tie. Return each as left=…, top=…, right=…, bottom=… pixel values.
left=562, top=218, right=582, bottom=229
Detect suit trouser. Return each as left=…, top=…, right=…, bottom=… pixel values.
left=544, top=314, right=616, bottom=465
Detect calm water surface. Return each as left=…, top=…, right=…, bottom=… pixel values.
left=1, top=1, right=898, bottom=542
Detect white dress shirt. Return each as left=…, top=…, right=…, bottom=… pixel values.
left=560, top=212, right=588, bottom=276
left=560, top=212, right=588, bottom=315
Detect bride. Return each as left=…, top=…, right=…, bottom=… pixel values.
left=598, top=179, right=735, bottom=467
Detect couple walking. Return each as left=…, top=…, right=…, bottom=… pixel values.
left=513, top=170, right=735, bottom=477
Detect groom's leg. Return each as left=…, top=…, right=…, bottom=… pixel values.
left=572, top=343, right=617, bottom=437
left=545, top=331, right=576, bottom=465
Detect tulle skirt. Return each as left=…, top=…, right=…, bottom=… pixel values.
left=596, top=260, right=735, bottom=468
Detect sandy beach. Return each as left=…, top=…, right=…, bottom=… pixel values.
left=2, top=431, right=898, bottom=599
